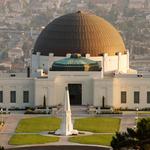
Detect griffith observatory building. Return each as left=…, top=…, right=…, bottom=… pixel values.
left=0, top=11, right=150, bottom=109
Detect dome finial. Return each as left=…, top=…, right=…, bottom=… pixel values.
left=70, top=53, right=81, bottom=58
left=77, top=10, right=82, bottom=14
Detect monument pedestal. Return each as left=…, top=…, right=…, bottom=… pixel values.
left=55, top=86, right=78, bottom=136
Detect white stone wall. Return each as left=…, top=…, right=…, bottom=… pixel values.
left=0, top=78, right=34, bottom=109
left=34, top=78, right=51, bottom=106
left=93, top=78, right=113, bottom=107
left=1, top=74, right=150, bottom=109
left=32, top=52, right=130, bottom=77
left=113, top=77, right=150, bottom=109
left=32, top=53, right=64, bottom=77
left=2, top=52, right=150, bottom=110
left=0, top=73, right=27, bottom=78
left=47, top=71, right=101, bottom=106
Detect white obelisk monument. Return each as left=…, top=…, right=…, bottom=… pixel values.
left=55, top=86, right=78, bottom=136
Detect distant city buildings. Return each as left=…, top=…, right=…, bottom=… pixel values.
left=8, top=47, right=24, bottom=62
left=146, top=14, right=150, bottom=21
left=129, top=0, right=146, bottom=9
left=0, top=59, right=11, bottom=72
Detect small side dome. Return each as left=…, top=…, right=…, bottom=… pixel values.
left=33, top=11, right=126, bottom=56
left=51, top=54, right=101, bottom=71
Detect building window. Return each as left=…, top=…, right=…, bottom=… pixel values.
left=0, top=91, right=3, bottom=103
left=23, top=91, right=29, bottom=103
left=134, top=91, right=140, bottom=104
left=121, top=91, right=126, bottom=103
left=10, top=91, right=16, bottom=103
left=147, top=92, right=150, bottom=104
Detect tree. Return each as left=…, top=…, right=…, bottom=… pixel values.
left=111, top=118, right=150, bottom=150
left=102, top=96, right=105, bottom=108
left=43, top=95, right=46, bottom=109
left=0, top=146, right=5, bottom=150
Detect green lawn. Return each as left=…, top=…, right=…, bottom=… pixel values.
left=11, top=117, right=120, bottom=146
left=16, top=117, right=61, bottom=133
left=9, top=134, right=59, bottom=145
left=69, top=134, right=113, bottom=146
left=74, top=117, right=120, bottom=133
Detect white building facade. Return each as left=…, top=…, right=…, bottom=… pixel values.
left=1, top=52, right=150, bottom=110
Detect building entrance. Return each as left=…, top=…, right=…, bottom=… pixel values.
left=68, top=84, right=82, bottom=105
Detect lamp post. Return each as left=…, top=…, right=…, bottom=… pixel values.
left=41, top=26, right=45, bottom=29
left=0, top=108, right=4, bottom=125
left=136, top=107, right=139, bottom=116
left=134, top=107, right=139, bottom=129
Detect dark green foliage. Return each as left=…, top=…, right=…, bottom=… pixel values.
left=43, top=95, right=46, bottom=109
left=111, top=118, right=150, bottom=150
left=111, top=132, right=136, bottom=149
left=0, top=146, right=4, bottom=150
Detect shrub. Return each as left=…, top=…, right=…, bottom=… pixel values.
left=141, top=107, right=150, bottom=111
left=24, top=109, right=51, bottom=114
left=0, top=146, right=4, bottom=150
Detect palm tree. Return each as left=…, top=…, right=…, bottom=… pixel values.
left=111, top=118, right=150, bottom=150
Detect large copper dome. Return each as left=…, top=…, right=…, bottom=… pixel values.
left=33, top=11, right=126, bottom=56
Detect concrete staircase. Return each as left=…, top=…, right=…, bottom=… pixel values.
left=57, top=105, right=90, bottom=117
left=71, top=106, right=88, bottom=116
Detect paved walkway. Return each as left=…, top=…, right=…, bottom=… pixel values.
left=119, top=111, right=136, bottom=132
left=0, top=114, right=25, bottom=148
left=0, top=114, right=52, bottom=148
